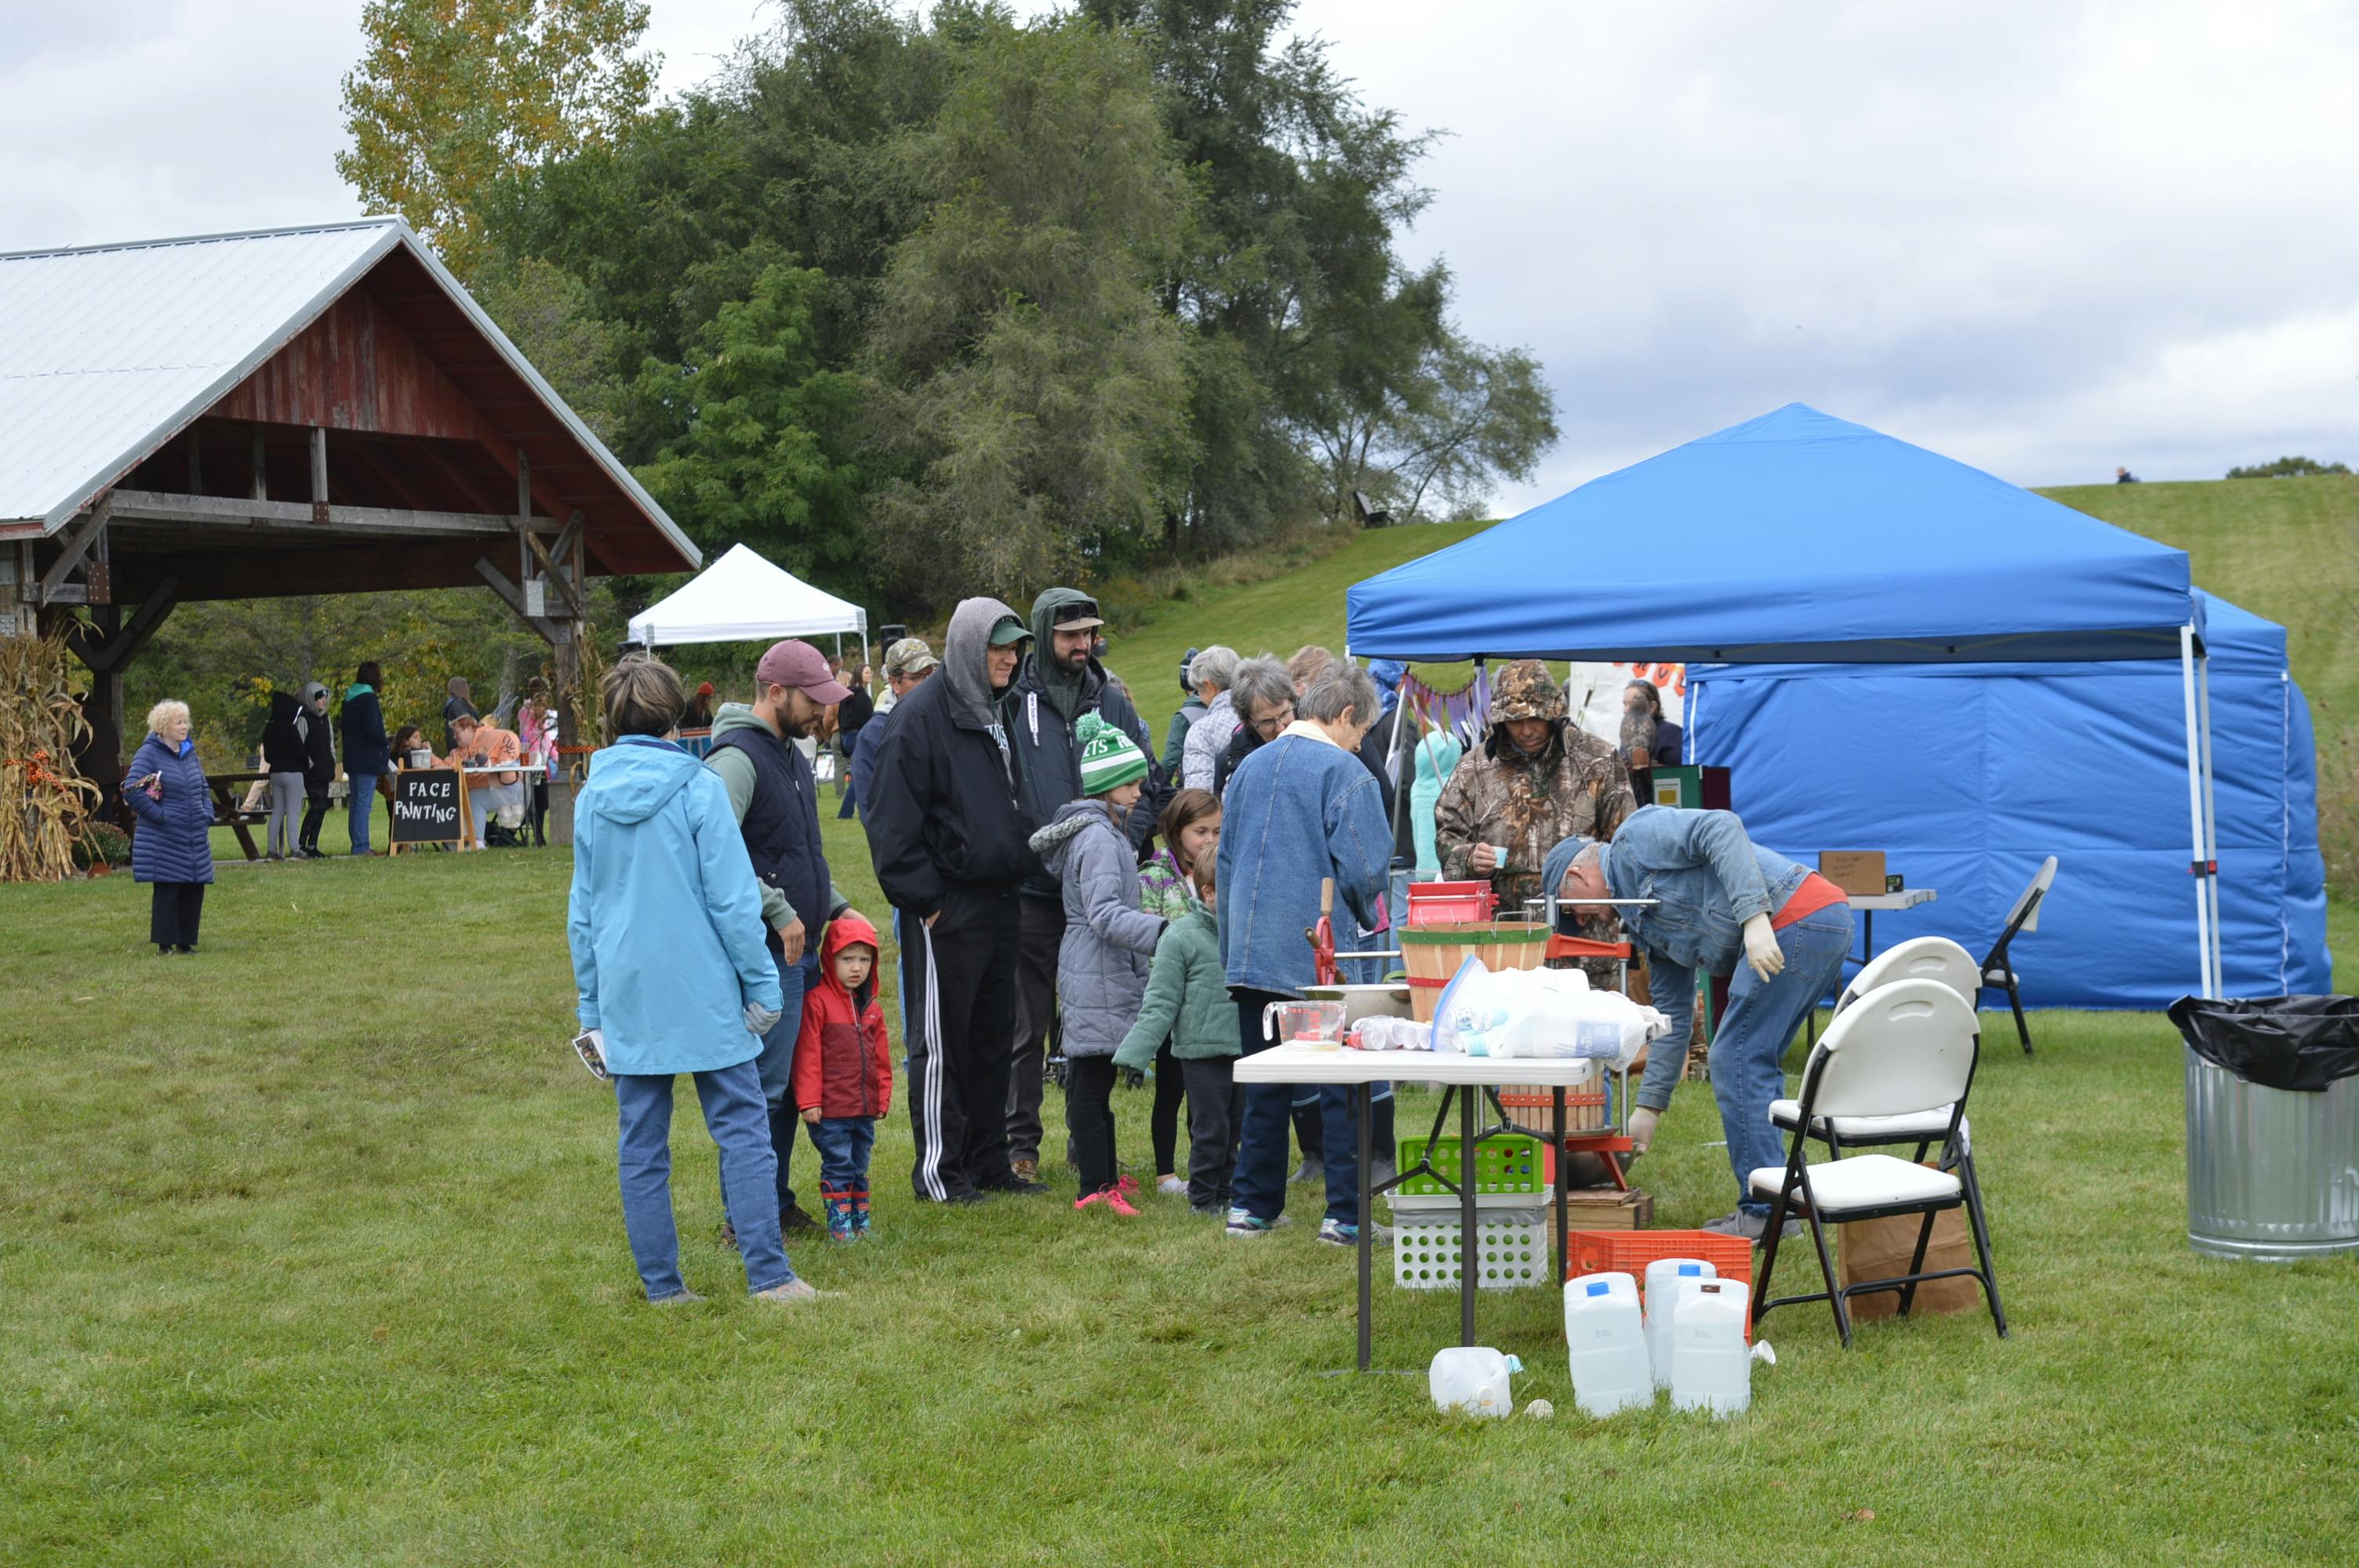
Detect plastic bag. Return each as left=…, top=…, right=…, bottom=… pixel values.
left=1430, top=956, right=1665, bottom=1065
left=2167, top=995, right=2359, bottom=1092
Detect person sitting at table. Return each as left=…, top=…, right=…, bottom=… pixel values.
left=1544, top=808, right=1850, bottom=1243
left=451, top=713, right=525, bottom=848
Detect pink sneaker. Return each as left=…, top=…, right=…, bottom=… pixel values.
left=1101, top=1187, right=1141, bottom=1218
left=1074, top=1190, right=1107, bottom=1213
left=1114, top=1174, right=1141, bottom=1196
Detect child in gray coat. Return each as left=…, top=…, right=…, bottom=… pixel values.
left=1027, top=713, right=1168, bottom=1214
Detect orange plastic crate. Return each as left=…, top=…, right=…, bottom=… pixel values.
left=1568, top=1229, right=1757, bottom=1340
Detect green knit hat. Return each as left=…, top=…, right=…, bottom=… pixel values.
left=1075, top=712, right=1149, bottom=796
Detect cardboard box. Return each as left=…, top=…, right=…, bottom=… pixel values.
left=1819, top=850, right=1888, bottom=897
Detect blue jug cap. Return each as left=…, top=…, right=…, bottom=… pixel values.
left=1585, top=1280, right=1608, bottom=1297
left=1677, top=1264, right=1702, bottom=1276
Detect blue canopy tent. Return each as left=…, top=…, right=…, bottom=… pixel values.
left=1683, top=592, right=2327, bottom=1007
left=1346, top=403, right=2235, bottom=998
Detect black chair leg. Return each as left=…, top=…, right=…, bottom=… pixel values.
left=1896, top=1210, right=1937, bottom=1317
left=2008, top=976, right=2032, bottom=1055
left=1753, top=1190, right=1791, bottom=1332
left=1803, top=1200, right=1851, bottom=1348
left=1959, top=1152, right=2008, bottom=1338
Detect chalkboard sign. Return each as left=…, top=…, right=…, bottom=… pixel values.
left=391, top=769, right=463, bottom=846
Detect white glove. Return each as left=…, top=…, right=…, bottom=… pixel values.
left=743, top=1000, right=783, bottom=1037
left=1741, top=913, right=1785, bottom=982
left=1628, top=1105, right=1659, bottom=1156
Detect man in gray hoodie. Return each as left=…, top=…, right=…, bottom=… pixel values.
left=864, top=598, right=1043, bottom=1203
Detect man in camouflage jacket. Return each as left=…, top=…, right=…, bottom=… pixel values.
left=1434, top=660, right=1637, bottom=986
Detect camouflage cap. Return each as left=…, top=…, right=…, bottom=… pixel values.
left=1488, top=659, right=1565, bottom=723
left=883, top=637, right=940, bottom=679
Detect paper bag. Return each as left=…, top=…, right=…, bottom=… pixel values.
left=1837, top=1206, right=1982, bottom=1320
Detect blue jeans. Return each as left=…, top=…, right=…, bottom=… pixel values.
left=347, top=774, right=379, bottom=853
left=616, top=1059, right=791, bottom=1298
left=1710, top=906, right=1853, bottom=1216
left=809, top=1116, right=877, bottom=1189
left=742, top=947, right=819, bottom=1213
left=1230, top=991, right=1361, bottom=1224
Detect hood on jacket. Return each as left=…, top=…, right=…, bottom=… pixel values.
left=299, top=681, right=330, bottom=709
left=268, top=690, right=303, bottom=725
left=1026, top=586, right=1103, bottom=721
left=1027, top=797, right=1117, bottom=873
left=944, top=596, right=1023, bottom=731
left=820, top=909, right=882, bottom=1012
left=582, top=735, right=706, bottom=826
left=709, top=701, right=785, bottom=743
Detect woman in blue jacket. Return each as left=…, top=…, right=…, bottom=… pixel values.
left=122, top=699, right=215, bottom=954
left=338, top=661, right=391, bottom=855
left=567, top=656, right=821, bottom=1307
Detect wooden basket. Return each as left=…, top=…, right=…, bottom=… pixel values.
left=1398, top=921, right=1548, bottom=1023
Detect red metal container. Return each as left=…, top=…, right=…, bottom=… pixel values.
left=1405, top=880, right=1494, bottom=925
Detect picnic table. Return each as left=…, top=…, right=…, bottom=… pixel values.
left=1235, top=1044, right=1617, bottom=1373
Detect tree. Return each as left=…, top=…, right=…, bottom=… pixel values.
left=1381, top=338, right=1558, bottom=522
left=2226, top=456, right=2350, bottom=479
left=631, top=263, right=869, bottom=590
left=338, top=0, right=660, bottom=278
left=471, top=256, right=628, bottom=445
left=864, top=18, right=1198, bottom=600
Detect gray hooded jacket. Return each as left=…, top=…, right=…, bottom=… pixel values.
left=1028, top=799, right=1167, bottom=1057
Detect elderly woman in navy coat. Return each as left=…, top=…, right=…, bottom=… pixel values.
left=124, top=699, right=216, bottom=955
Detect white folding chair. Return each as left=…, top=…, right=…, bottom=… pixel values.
left=1751, top=979, right=2007, bottom=1348
left=1983, top=856, right=2056, bottom=1055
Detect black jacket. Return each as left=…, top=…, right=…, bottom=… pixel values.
left=709, top=720, right=830, bottom=960
left=1002, top=658, right=1164, bottom=898
left=340, top=689, right=390, bottom=776
left=864, top=667, right=1036, bottom=917
left=302, top=702, right=336, bottom=789
left=262, top=692, right=309, bottom=775
left=836, top=688, right=875, bottom=749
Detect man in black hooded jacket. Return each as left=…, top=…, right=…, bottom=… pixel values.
left=999, top=587, right=1167, bottom=1180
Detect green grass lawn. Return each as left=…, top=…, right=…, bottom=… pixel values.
left=8, top=827, right=2358, bottom=1565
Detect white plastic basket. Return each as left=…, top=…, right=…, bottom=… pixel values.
left=1389, top=1202, right=1550, bottom=1290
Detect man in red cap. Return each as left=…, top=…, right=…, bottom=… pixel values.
left=703, top=639, right=856, bottom=1241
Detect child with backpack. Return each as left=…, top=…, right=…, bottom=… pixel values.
left=1115, top=840, right=1239, bottom=1215
left=1027, top=714, right=1169, bottom=1215
left=791, top=913, right=894, bottom=1240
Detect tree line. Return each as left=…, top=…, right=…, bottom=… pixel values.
left=337, top=0, right=1559, bottom=612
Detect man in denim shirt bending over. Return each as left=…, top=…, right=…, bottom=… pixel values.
left=1544, top=808, right=1852, bottom=1242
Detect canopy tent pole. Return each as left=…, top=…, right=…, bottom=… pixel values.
left=2180, top=623, right=2218, bottom=999
left=2199, top=647, right=2225, bottom=993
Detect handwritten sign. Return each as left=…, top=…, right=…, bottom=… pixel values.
left=391, top=769, right=463, bottom=846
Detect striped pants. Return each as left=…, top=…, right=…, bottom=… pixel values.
left=898, top=884, right=1021, bottom=1203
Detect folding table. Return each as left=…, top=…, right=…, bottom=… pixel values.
left=1234, top=1044, right=1616, bottom=1372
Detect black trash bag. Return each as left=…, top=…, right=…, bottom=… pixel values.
left=2167, top=995, right=2359, bottom=1094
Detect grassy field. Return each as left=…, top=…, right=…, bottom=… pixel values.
left=7, top=827, right=2358, bottom=1565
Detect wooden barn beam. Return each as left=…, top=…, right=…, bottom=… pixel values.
left=110, top=489, right=560, bottom=540
left=38, top=495, right=111, bottom=601
left=310, top=426, right=330, bottom=524
left=475, top=557, right=565, bottom=645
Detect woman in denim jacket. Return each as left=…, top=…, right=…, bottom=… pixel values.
left=1216, top=662, right=1391, bottom=1243
left=1545, top=807, right=1852, bottom=1241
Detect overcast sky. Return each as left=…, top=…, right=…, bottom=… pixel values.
left=5, top=0, right=2354, bottom=512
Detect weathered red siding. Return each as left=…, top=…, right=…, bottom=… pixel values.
left=213, top=288, right=478, bottom=439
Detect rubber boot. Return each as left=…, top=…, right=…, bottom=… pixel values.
left=820, top=1181, right=856, bottom=1241
left=851, top=1188, right=871, bottom=1236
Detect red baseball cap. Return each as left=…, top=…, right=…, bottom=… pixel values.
left=754, top=640, right=852, bottom=704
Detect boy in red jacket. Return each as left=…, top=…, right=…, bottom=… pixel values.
left=791, top=914, right=894, bottom=1240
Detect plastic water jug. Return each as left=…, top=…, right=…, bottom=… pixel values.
left=1563, top=1272, right=1649, bottom=1417
left=1644, top=1258, right=1715, bottom=1389
left=1428, top=1347, right=1521, bottom=1417
left=1669, top=1277, right=1752, bottom=1417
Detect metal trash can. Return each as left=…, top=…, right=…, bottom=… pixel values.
left=2169, top=996, right=2359, bottom=1261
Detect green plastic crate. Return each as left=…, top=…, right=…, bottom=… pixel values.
left=1396, top=1133, right=1543, bottom=1197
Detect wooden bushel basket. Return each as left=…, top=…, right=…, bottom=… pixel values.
left=1398, top=921, right=1548, bottom=1023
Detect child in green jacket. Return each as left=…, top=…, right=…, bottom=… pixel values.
left=1115, top=848, right=1239, bottom=1214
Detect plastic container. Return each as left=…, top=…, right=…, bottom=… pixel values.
left=1569, top=1230, right=1757, bottom=1343
left=1564, top=1272, right=1650, bottom=1417
left=1407, top=880, right=1496, bottom=925
left=1668, top=1276, right=1752, bottom=1417
left=1392, top=1206, right=1550, bottom=1290
left=1429, top=1347, right=1521, bottom=1417
left=1396, top=1132, right=1544, bottom=1196
left=1643, top=1258, right=1715, bottom=1388
left=1261, top=998, right=1346, bottom=1047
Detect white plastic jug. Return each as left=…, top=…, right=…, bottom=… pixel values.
left=1644, top=1258, right=1715, bottom=1389
left=1669, top=1277, right=1753, bottom=1417
left=1563, top=1272, right=1649, bottom=1417
left=1428, top=1346, right=1521, bottom=1417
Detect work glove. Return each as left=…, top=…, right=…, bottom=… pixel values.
left=1741, top=913, right=1785, bottom=982
left=743, top=1000, right=783, bottom=1038
left=1628, top=1105, right=1659, bottom=1156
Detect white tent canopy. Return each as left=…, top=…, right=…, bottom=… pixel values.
left=627, top=543, right=867, bottom=650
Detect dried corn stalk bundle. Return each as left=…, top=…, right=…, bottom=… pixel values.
left=0, top=630, right=100, bottom=882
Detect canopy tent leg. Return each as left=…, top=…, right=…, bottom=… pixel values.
left=2180, top=624, right=2217, bottom=1000
left=2198, top=649, right=2224, bottom=994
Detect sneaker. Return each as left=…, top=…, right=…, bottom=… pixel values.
left=1102, top=1187, right=1140, bottom=1218
left=781, top=1203, right=821, bottom=1235
left=1701, top=1210, right=1804, bottom=1243
left=1157, top=1174, right=1187, bottom=1197
left=1224, top=1208, right=1278, bottom=1237
left=753, top=1278, right=826, bottom=1305
left=1190, top=1201, right=1226, bottom=1218
left=946, top=1189, right=993, bottom=1206
left=980, top=1173, right=1049, bottom=1196
left=1010, top=1158, right=1041, bottom=1182
left=1289, top=1160, right=1325, bottom=1187
left=1074, top=1189, right=1107, bottom=1214
left=1317, top=1218, right=1391, bottom=1247
left=649, top=1289, right=703, bottom=1306
left=1114, top=1174, right=1141, bottom=1197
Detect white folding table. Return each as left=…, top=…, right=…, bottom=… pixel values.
left=1845, top=887, right=1939, bottom=967
left=1234, top=1044, right=1617, bottom=1372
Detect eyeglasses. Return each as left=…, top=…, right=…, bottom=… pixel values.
left=1251, top=706, right=1293, bottom=736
